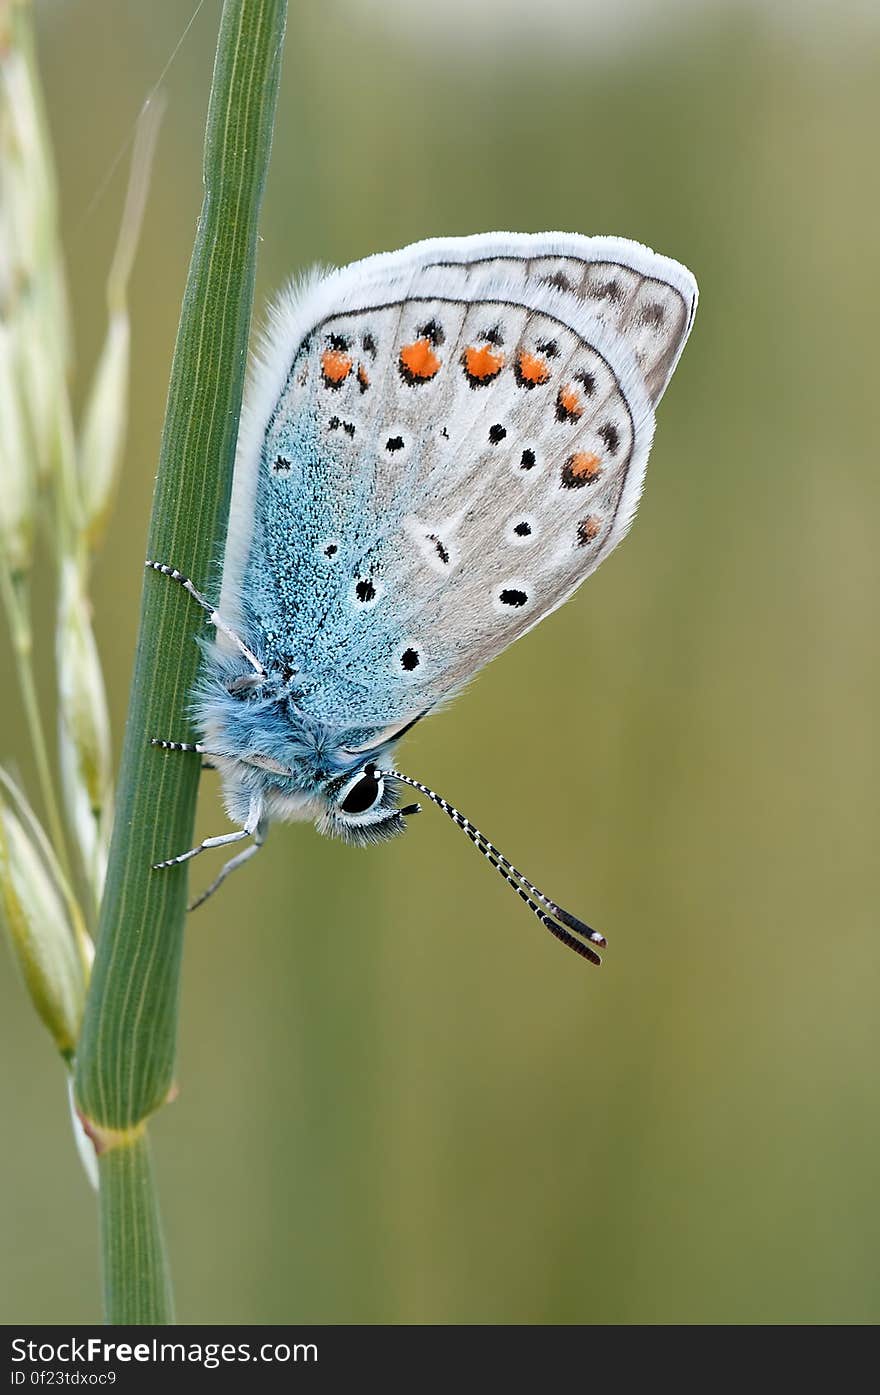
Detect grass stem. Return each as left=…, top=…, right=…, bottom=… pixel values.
left=74, top=0, right=288, bottom=1322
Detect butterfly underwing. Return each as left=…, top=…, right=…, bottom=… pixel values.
left=149, top=232, right=698, bottom=962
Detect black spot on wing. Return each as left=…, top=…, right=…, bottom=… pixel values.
left=428, top=533, right=450, bottom=565
left=598, top=422, right=621, bottom=454
left=417, top=318, right=445, bottom=346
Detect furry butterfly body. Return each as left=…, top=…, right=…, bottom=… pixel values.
left=150, top=232, right=697, bottom=957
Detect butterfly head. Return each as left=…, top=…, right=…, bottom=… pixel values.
left=316, top=762, right=420, bottom=846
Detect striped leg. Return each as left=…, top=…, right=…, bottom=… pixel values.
left=150, top=738, right=222, bottom=770
left=188, top=831, right=266, bottom=912
left=150, top=738, right=215, bottom=756
left=145, top=560, right=266, bottom=678
left=152, top=795, right=263, bottom=872
left=150, top=737, right=293, bottom=778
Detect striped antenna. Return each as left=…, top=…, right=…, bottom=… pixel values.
left=373, top=765, right=606, bottom=966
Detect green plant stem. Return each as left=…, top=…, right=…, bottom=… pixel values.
left=74, top=0, right=288, bottom=1323
left=98, top=1133, right=173, bottom=1324
left=0, top=563, right=74, bottom=885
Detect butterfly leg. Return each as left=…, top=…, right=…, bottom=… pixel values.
left=152, top=793, right=263, bottom=872
left=187, top=825, right=267, bottom=912
left=150, top=736, right=293, bottom=777
left=150, top=737, right=221, bottom=771
left=148, top=737, right=216, bottom=770
left=151, top=738, right=215, bottom=756
left=144, top=560, right=266, bottom=678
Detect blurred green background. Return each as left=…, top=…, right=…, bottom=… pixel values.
left=2, top=0, right=878, bottom=1323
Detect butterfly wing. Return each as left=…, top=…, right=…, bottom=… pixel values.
left=351, top=232, right=697, bottom=406
left=221, top=234, right=697, bottom=732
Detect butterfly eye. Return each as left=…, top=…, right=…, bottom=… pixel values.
left=339, top=767, right=384, bottom=815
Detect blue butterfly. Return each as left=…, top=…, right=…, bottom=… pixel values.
left=149, top=232, right=697, bottom=962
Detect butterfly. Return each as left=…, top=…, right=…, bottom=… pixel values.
left=149, top=232, right=697, bottom=963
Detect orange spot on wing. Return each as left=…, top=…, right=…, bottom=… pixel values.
left=562, top=451, right=602, bottom=488
left=463, top=343, right=504, bottom=382
left=357, top=364, right=370, bottom=391
left=577, top=515, right=602, bottom=546
left=556, top=383, right=583, bottom=421
left=515, top=350, right=550, bottom=386
left=399, top=337, right=441, bottom=382
left=321, top=348, right=352, bottom=384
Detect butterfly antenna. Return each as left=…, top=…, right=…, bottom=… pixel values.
left=375, top=766, right=606, bottom=965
